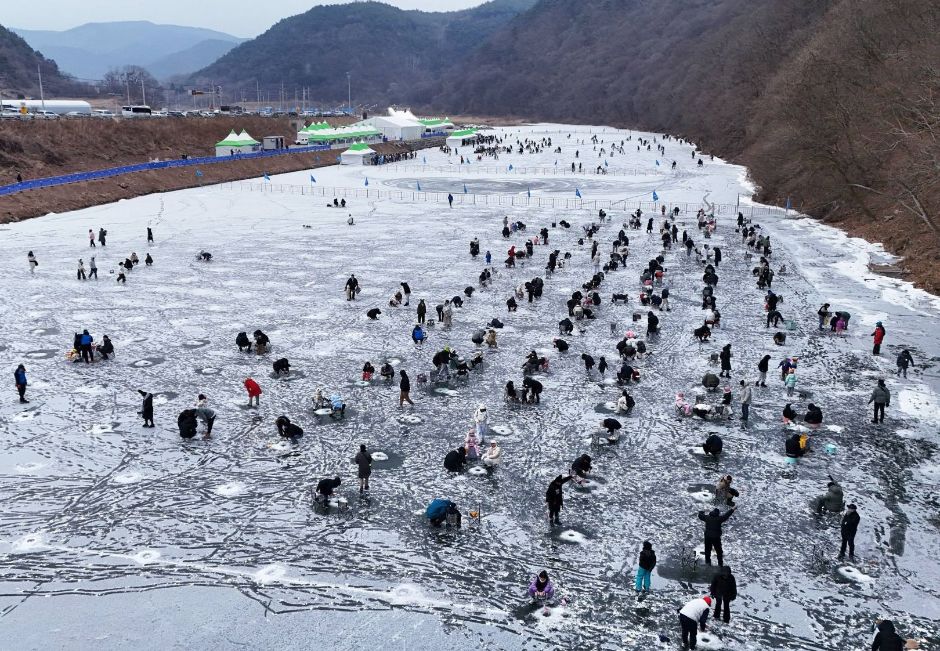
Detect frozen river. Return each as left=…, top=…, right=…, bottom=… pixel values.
left=1, top=124, right=939, bottom=649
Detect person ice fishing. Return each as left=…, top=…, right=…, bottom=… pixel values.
left=274, top=415, right=303, bottom=439
left=719, top=344, right=732, bottom=378
left=481, top=440, right=501, bottom=474
left=636, top=541, right=657, bottom=592
left=869, top=379, right=890, bottom=424
left=354, top=443, right=372, bottom=493
left=426, top=498, right=461, bottom=527
left=137, top=389, right=155, bottom=427
left=344, top=274, right=359, bottom=301
left=737, top=380, right=752, bottom=421
left=195, top=403, right=216, bottom=437
left=785, top=432, right=808, bottom=458
left=896, top=349, right=914, bottom=378
left=715, top=475, right=739, bottom=506
left=838, top=504, right=860, bottom=560
left=709, top=566, right=737, bottom=623
left=443, top=446, right=467, bottom=472
left=756, top=354, right=771, bottom=387
left=416, top=299, right=427, bottom=324
left=546, top=474, right=573, bottom=525
left=473, top=404, right=488, bottom=438
left=702, top=433, right=723, bottom=457
left=315, top=476, right=342, bottom=502
left=871, top=321, right=886, bottom=355
left=244, top=377, right=262, bottom=407
left=678, top=595, right=712, bottom=650
left=528, top=570, right=555, bottom=600
left=814, top=476, right=845, bottom=514
left=818, top=303, right=830, bottom=329
left=399, top=370, right=414, bottom=406
left=871, top=620, right=915, bottom=651
left=698, top=506, right=736, bottom=566
left=617, top=390, right=635, bottom=414
left=400, top=281, right=411, bottom=306
left=14, top=364, right=28, bottom=403
left=177, top=408, right=198, bottom=439
left=785, top=369, right=798, bottom=396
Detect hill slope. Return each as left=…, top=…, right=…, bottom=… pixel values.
left=0, top=25, right=92, bottom=97
left=13, top=21, right=245, bottom=80
left=189, top=0, right=536, bottom=103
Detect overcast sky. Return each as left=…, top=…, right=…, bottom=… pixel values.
left=2, top=0, right=486, bottom=38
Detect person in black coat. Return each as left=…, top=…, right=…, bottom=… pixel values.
left=522, top=377, right=543, bottom=403
left=647, top=311, right=659, bottom=336
left=571, top=454, right=592, bottom=478
left=698, top=507, right=736, bottom=566
left=316, top=477, right=342, bottom=501
left=443, top=446, right=467, bottom=472
left=756, top=354, right=770, bottom=386
left=785, top=433, right=806, bottom=458
left=275, top=415, right=303, bottom=438
left=138, top=390, right=154, bottom=427
left=98, top=335, right=114, bottom=360
left=871, top=620, right=908, bottom=651
left=177, top=409, right=198, bottom=439
left=416, top=299, right=427, bottom=324
left=545, top=474, right=573, bottom=525
left=636, top=541, right=656, bottom=592
left=399, top=370, right=414, bottom=406
left=709, top=566, right=737, bottom=623
left=702, top=433, right=723, bottom=457
left=236, top=331, right=252, bottom=352
left=719, top=344, right=732, bottom=378
left=839, top=504, right=860, bottom=560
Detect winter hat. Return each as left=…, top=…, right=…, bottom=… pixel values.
left=876, top=321, right=882, bottom=326
left=702, top=596, right=713, bottom=605
left=723, top=386, right=731, bottom=394
left=847, top=504, right=857, bottom=510
left=642, top=540, right=652, bottom=550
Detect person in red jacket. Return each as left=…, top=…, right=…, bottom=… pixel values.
left=871, top=321, right=886, bottom=355
left=244, top=377, right=262, bottom=407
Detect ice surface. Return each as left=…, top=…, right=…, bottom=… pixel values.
left=1, top=123, right=938, bottom=649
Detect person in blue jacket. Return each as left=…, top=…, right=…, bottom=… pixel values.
left=426, top=498, right=461, bottom=527
left=78, top=330, right=94, bottom=363
left=14, top=364, right=28, bottom=403
left=412, top=324, right=426, bottom=344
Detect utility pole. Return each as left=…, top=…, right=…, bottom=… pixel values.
left=141, top=76, right=146, bottom=106
left=125, top=73, right=131, bottom=106
left=346, top=71, right=351, bottom=114
left=37, top=64, right=45, bottom=111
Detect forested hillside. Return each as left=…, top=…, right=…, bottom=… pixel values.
left=435, top=0, right=940, bottom=286
left=0, top=25, right=91, bottom=97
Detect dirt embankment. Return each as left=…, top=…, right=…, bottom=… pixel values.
left=0, top=115, right=438, bottom=222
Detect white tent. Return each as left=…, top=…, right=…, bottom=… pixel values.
left=357, top=114, right=424, bottom=141
left=215, top=129, right=261, bottom=157
left=446, top=129, right=478, bottom=149
left=340, top=143, right=375, bottom=166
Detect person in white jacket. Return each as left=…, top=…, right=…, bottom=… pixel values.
left=473, top=404, right=488, bottom=439
left=678, top=595, right=712, bottom=650
left=481, top=440, right=501, bottom=475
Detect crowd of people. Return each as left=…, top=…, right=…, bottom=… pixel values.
left=11, top=129, right=924, bottom=650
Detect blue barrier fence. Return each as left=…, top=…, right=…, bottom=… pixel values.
left=0, top=144, right=333, bottom=197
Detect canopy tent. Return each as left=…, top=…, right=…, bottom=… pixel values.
left=419, top=117, right=455, bottom=132
left=296, top=123, right=382, bottom=146
left=340, top=142, right=376, bottom=166
left=356, top=115, right=424, bottom=141
left=215, top=130, right=260, bottom=157
left=446, top=128, right=478, bottom=149
left=300, top=121, right=332, bottom=133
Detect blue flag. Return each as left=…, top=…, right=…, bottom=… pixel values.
left=315, top=154, right=320, bottom=162
left=463, top=184, right=468, bottom=194
left=508, top=164, right=513, bottom=171
left=604, top=160, right=608, bottom=167
left=655, top=160, right=660, bottom=166
left=423, top=156, right=427, bottom=164
left=554, top=160, right=558, bottom=166
left=653, top=191, right=659, bottom=201
left=786, top=196, right=792, bottom=211
left=263, top=173, right=271, bottom=182
left=364, top=177, right=369, bottom=187
left=194, top=170, right=203, bottom=178
left=575, top=188, right=582, bottom=199
left=310, top=174, right=316, bottom=184
left=416, top=181, right=421, bottom=192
